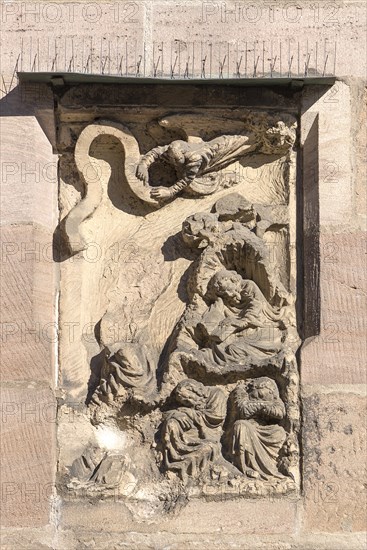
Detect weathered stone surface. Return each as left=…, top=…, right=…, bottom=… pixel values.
left=0, top=527, right=55, bottom=550
left=0, top=3, right=145, bottom=87
left=301, top=232, right=367, bottom=385
left=350, top=80, right=367, bottom=225
left=0, top=225, right=56, bottom=383
left=152, top=2, right=367, bottom=78
left=1, top=526, right=366, bottom=550
left=0, top=0, right=366, bottom=545
left=0, top=385, right=56, bottom=527
left=301, top=389, right=367, bottom=533
left=64, top=531, right=367, bottom=550
left=301, top=81, right=355, bottom=228
left=60, top=499, right=297, bottom=535
left=0, top=116, right=57, bottom=228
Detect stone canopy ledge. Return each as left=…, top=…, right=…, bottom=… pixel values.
left=17, top=71, right=336, bottom=89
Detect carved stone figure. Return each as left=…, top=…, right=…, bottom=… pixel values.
left=226, top=377, right=287, bottom=480
left=136, top=121, right=295, bottom=201
left=161, top=379, right=227, bottom=483
left=92, top=343, right=156, bottom=405
left=68, top=447, right=107, bottom=482
left=175, top=270, right=289, bottom=376
left=180, top=193, right=294, bottom=307
left=67, top=447, right=136, bottom=495
left=161, top=192, right=299, bottom=389
left=62, top=112, right=296, bottom=253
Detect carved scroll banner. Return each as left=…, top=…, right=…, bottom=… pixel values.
left=57, top=105, right=300, bottom=511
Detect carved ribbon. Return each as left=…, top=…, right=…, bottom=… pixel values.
left=64, top=119, right=159, bottom=254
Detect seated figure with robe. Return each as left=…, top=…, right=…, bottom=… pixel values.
left=161, top=379, right=227, bottom=483
left=175, top=269, right=288, bottom=376
left=227, top=377, right=287, bottom=480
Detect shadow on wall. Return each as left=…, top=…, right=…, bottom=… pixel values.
left=297, top=114, right=320, bottom=340
left=0, top=83, right=57, bottom=148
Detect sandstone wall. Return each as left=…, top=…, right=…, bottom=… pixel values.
left=0, top=1, right=366, bottom=548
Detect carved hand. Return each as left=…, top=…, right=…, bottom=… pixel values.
left=136, top=163, right=149, bottom=185
left=167, top=411, right=193, bottom=430
left=150, top=187, right=173, bottom=200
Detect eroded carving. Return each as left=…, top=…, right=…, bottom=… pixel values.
left=92, top=343, right=157, bottom=405
left=174, top=270, right=291, bottom=378
left=161, top=379, right=227, bottom=483
left=62, top=112, right=296, bottom=255
left=78, top=192, right=300, bottom=495
left=136, top=118, right=296, bottom=201
left=58, top=109, right=300, bottom=509
left=67, top=447, right=136, bottom=497
left=64, top=120, right=146, bottom=253
left=225, top=378, right=287, bottom=480
left=164, top=193, right=298, bottom=392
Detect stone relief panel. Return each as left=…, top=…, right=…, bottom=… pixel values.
left=56, top=103, right=300, bottom=513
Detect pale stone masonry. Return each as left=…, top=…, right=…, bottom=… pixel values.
left=0, top=2, right=366, bottom=549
